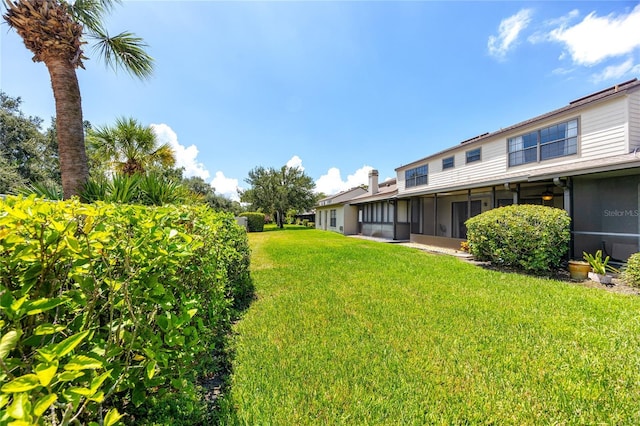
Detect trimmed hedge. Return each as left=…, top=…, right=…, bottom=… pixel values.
left=0, top=196, right=251, bottom=424
left=466, top=204, right=570, bottom=274
left=239, top=212, right=265, bottom=232
left=622, top=252, right=640, bottom=288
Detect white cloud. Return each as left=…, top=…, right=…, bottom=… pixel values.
left=591, top=58, right=640, bottom=83
left=315, top=165, right=373, bottom=195
left=548, top=5, right=640, bottom=66
left=211, top=171, right=240, bottom=201
left=551, top=66, right=575, bottom=76
left=150, top=123, right=210, bottom=180
left=488, top=9, right=533, bottom=60
left=286, top=155, right=304, bottom=171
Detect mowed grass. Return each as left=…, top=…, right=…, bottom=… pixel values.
left=219, top=227, right=640, bottom=424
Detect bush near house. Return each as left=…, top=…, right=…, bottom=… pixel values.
left=239, top=212, right=266, bottom=232
left=622, top=252, right=640, bottom=287
left=465, top=204, right=570, bottom=274
left=0, top=196, right=251, bottom=425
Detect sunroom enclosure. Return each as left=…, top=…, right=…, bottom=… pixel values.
left=573, top=171, right=640, bottom=263
left=407, top=182, right=566, bottom=251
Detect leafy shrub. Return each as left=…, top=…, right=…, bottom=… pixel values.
left=0, top=196, right=251, bottom=424
left=302, top=219, right=309, bottom=227
left=466, top=204, right=570, bottom=274
left=622, top=252, right=640, bottom=287
left=239, top=212, right=265, bottom=232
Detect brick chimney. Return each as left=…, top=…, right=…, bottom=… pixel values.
left=369, top=169, right=379, bottom=195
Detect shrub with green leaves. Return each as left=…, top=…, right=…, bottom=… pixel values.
left=622, top=252, right=640, bottom=288
left=0, top=196, right=251, bottom=425
left=239, top=212, right=265, bottom=232
left=466, top=204, right=570, bottom=274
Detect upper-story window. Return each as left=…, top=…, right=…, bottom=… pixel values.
left=442, top=156, right=454, bottom=170
left=508, top=119, right=578, bottom=166
left=466, top=148, right=481, bottom=163
left=405, top=165, right=428, bottom=188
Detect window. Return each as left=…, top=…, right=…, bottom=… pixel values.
left=442, top=156, right=454, bottom=170
left=405, top=165, right=428, bottom=188
left=330, top=209, right=336, bottom=227
left=508, top=119, right=578, bottom=166
left=540, top=120, right=578, bottom=160
left=466, top=148, right=481, bottom=163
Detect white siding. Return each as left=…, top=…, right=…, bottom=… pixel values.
left=630, top=90, right=640, bottom=152
left=396, top=93, right=634, bottom=196
left=580, top=97, right=627, bottom=158
left=428, top=140, right=507, bottom=190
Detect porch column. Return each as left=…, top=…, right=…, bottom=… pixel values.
left=434, top=194, right=438, bottom=236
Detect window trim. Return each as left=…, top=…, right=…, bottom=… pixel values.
left=405, top=164, right=428, bottom=188
left=442, top=156, right=455, bottom=170
left=465, top=148, right=481, bottom=164
left=508, top=118, right=579, bottom=167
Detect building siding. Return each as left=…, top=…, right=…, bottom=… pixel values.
left=580, top=97, right=628, bottom=158
left=397, top=95, right=634, bottom=193
left=630, top=90, right=640, bottom=152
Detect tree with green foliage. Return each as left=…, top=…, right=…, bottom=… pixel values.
left=240, top=165, right=316, bottom=228
left=3, top=0, right=154, bottom=198
left=183, top=175, right=245, bottom=215
left=0, top=91, right=60, bottom=194
left=87, top=117, right=175, bottom=176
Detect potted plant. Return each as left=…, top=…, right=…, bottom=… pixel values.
left=568, top=259, right=591, bottom=280
left=583, top=250, right=619, bottom=284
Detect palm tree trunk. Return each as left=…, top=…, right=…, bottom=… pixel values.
left=45, top=57, right=89, bottom=199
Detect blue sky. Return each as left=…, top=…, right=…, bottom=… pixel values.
left=3, top=1, right=640, bottom=200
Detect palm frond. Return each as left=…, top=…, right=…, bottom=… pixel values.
left=91, top=30, right=154, bottom=79
left=151, top=143, right=176, bottom=168
left=66, top=0, right=118, bottom=34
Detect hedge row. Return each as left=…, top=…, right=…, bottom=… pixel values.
left=238, top=212, right=265, bottom=232
left=466, top=204, right=571, bottom=274
left=0, top=196, right=251, bottom=425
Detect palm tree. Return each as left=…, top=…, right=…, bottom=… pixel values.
left=3, top=0, right=153, bottom=198
left=87, top=116, right=175, bottom=176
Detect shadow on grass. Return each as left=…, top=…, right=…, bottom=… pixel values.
left=205, top=275, right=256, bottom=425
left=262, top=224, right=315, bottom=232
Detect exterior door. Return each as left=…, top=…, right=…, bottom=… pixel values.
left=452, top=200, right=481, bottom=239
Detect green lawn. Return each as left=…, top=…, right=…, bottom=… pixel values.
left=219, top=227, right=640, bottom=424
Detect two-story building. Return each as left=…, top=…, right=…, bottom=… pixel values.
left=316, top=78, right=640, bottom=262
left=396, top=78, right=640, bottom=261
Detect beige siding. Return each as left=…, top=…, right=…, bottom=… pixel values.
left=580, top=97, right=628, bottom=158
left=630, top=90, right=640, bottom=151
left=343, top=205, right=360, bottom=235
left=333, top=205, right=345, bottom=233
